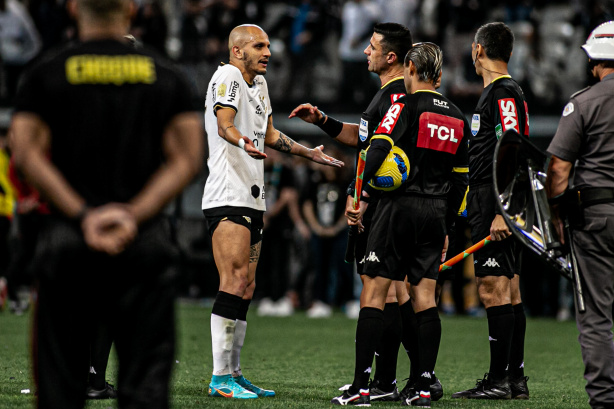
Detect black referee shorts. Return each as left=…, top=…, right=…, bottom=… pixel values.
left=203, top=206, right=264, bottom=246
left=363, top=194, right=446, bottom=285
left=467, top=184, right=520, bottom=278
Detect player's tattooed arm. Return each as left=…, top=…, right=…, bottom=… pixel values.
left=272, top=131, right=295, bottom=152
left=249, top=241, right=262, bottom=264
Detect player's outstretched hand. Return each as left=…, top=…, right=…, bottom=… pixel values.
left=310, top=145, right=344, bottom=167
left=82, top=204, right=138, bottom=256
left=288, top=103, right=323, bottom=124
left=241, top=136, right=267, bottom=159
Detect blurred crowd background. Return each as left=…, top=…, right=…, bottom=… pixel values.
left=1, top=0, right=613, bottom=320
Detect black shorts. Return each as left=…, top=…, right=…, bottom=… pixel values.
left=363, top=195, right=446, bottom=285
left=467, top=185, right=520, bottom=278
left=203, top=206, right=264, bottom=246
left=355, top=200, right=378, bottom=275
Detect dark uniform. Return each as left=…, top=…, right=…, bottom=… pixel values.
left=468, top=76, right=529, bottom=277
left=362, top=90, right=470, bottom=285
left=547, top=73, right=614, bottom=408
left=14, top=40, right=198, bottom=409
left=352, top=76, right=406, bottom=272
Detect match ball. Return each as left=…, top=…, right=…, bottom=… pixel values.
left=368, top=145, right=410, bottom=191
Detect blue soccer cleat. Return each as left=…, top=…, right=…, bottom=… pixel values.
left=234, top=375, right=276, bottom=397
left=208, top=374, right=258, bottom=399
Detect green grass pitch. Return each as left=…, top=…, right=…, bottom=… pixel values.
left=0, top=302, right=588, bottom=408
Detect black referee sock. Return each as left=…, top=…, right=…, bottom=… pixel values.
left=211, top=291, right=242, bottom=320
left=399, top=300, right=420, bottom=381
left=416, top=307, right=441, bottom=392
left=486, top=304, right=515, bottom=380
left=89, top=323, right=113, bottom=390
left=509, top=303, right=526, bottom=378
left=352, top=307, right=384, bottom=393
left=374, top=302, right=401, bottom=391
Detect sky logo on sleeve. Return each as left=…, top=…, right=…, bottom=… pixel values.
left=498, top=98, right=520, bottom=133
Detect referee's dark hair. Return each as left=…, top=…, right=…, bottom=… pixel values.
left=404, top=42, right=443, bottom=85
left=474, top=22, right=514, bottom=63
left=374, top=22, right=413, bottom=65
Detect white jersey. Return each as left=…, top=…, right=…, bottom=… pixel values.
left=202, top=64, right=272, bottom=211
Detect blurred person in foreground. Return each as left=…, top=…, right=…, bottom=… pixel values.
left=201, top=24, right=343, bottom=400
left=10, top=0, right=203, bottom=407
left=546, top=21, right=614, bottom=409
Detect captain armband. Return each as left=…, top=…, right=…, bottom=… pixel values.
left=316, top=110, right=343, bottom=138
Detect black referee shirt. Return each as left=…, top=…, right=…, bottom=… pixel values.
left=469, top=76, right=529, bottom=186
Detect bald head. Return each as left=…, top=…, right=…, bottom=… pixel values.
left=229, top=24, right=267, bottom=52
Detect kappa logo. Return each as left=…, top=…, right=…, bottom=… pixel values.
left=421, top=372, right=432, bottom=379
left=243, top=216, right=252, bottom=224
left=482, top=258, right=500, bottom=268
left=377, top=103, right=404, bottom=133
left=217, top=83, right=226, bottom=97
left=359, top=255, right=366, bottom=264
left=366, top=252, right=380, bottom=262
left=433, top=98, right=449, bottom=109
left=489, top=336, right=498, bottom=342
left=364, top=367, right=372, bottom=374
left=498, top=98, right=520, bottom=133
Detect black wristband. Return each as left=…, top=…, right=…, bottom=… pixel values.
left=317, top=112, right=343, bottom=138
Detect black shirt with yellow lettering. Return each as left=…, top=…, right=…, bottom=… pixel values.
left=14, top=39, right=198, bottom=207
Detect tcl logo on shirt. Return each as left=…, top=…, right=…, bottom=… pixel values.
left=498, top=98, right=520, bottom=133
left=375, top=102, right=404, bottom=134
left=390, top=93, right=405, bottom=103
left=417, top=112, right=464, bottom=154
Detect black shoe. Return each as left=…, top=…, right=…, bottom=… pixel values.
left=86, top=382, right=117, bottom=399
left=401, top=389, right=431, bottom=407
left=331, top=388, right=371, bottom=406
left=451, top=373, right=511, bottom=399
left=400, top=377, right=443, bottom=402
left=368, top=379, right=399, bottom=401
left=430, top=377, right=443, bottom=401
left=510, top=375, right=529, bottom=399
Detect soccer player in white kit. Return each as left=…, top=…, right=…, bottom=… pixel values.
left=202, top=24, right=344, bottom=399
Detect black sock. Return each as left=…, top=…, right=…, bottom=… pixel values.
left=486, top=304, right=515, bottom=380
left=374, top=302, right=401, bottom=391
left=399, top=300, right=420, bottom=381
left=237, top=298, right=251, bottom=321
left=211, top=291, right=242, bottom=320
left=89, top=323, right=113, bottom=389
left=510, top=303, right=526, bottom=378
left=351, top=307, right=384, bottom=393
left=416, top=307, right=441, bottom=392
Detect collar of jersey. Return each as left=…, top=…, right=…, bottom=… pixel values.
left=491, top=75, right=512, bottom=83
left=412, top=89, right=442, bottom=95
left=381, top=76, right=404, bottom=89
left=220, top=61, right=255, bottom=86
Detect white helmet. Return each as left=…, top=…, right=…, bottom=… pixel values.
left=582, top=21, right=614, bottom=60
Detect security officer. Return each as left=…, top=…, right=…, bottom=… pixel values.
left=546, top=21, right=614, bottom=409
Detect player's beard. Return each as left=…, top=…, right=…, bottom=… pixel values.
left=244, top=51, right=267, bottom=76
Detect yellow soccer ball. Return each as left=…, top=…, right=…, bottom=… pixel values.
left=367, top=145, right=410, bottom=191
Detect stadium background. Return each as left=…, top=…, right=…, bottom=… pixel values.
left=1, top=0, right=613, bottom=319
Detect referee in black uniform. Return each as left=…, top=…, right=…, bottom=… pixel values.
left=332, top=42, right=469, bottom=407
left=452, top=22, right=530, bottom=400
left=291, top=23, right=445, bottom=402
left=546, top=21, right=614, bottom=409
left=10, top=1, right=203, bottom=408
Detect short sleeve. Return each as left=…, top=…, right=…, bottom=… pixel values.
left=372, top=99, right=410, bottom=146
left=492, top=87, right=523, bottom=135
left=212, top=67, right=243, bottom=114
left=547, top=98, right=583, bottom=163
